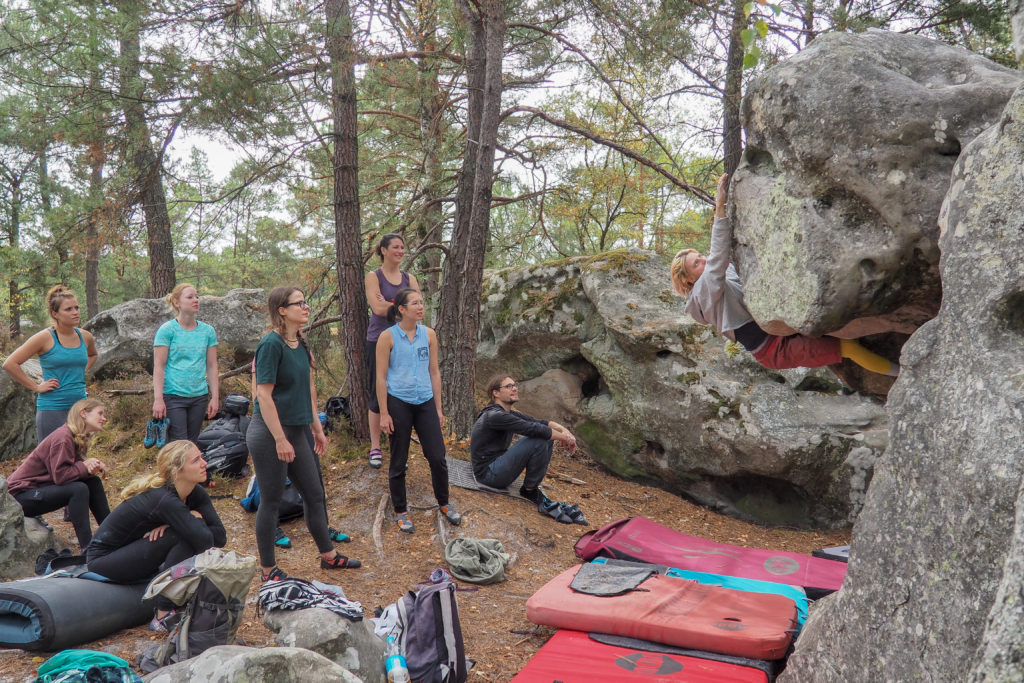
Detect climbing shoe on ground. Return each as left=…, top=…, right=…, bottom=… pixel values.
left=519, top=485, right=550, bottom=506
left=274, top=526, right=292, bottom=548
left=155, top=418, right=170, bottom=448
left=149, top=611, right=176, bottom=632
left=321, top=553, right=361, bottom=569
left=560, top=503, right=588, bottom=526
left=539, top=499, right=573, bottom=524
left=440, top=502, right=462, bottom=526
left=144, top=419, right=160, bottom=448
left=368, top=448, right=383, bottom=469
left=261, top=566, right=288, bottom=582
left=394, top=512, right=414, bottom=534
left=328, top=526, right=351, bottom=543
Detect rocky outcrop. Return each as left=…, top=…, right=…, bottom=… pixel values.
left=778, top=76, right=1024, bottom=682
left=84, top=289, right=266, bottom=378
left=0, top=358, right=36, bottom=462
left=0, top=478, right=58, bottom=579
left=264, top=607, right=385, bottom=683
left=477, top=251, right=888, bottom=528
left=733, top=30, right=1022, bottom=339
left=141, top=645, right=361, bottom=682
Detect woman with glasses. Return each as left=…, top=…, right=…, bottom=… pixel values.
left=246, top=286, right=360, bottom=582
left=376, top=287, right=459, bottom=533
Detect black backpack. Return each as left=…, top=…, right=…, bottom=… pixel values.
left=196, top=414, right=250, bottom=453
left=323, top=395, right=351, bottom=434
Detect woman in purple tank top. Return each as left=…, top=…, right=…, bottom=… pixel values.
left=363, top=233, right=420, bottom=469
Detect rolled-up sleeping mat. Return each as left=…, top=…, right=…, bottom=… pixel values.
left=0, top=576, right=152, bottom=651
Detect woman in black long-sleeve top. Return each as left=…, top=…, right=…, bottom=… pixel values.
left=86, top=440, right=225, bottom=629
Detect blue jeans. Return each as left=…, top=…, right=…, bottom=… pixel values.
left=478, top=437, right=553, bottom=490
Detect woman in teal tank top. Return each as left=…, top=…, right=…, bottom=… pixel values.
left=2, top=285, right=97, bottom=443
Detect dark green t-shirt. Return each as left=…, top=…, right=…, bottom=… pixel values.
left=253, top=332, right=313, bottom=426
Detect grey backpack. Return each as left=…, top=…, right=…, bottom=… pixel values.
left=375, top=581, right=468, bottom=683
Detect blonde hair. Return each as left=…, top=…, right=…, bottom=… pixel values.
left=121, top=440, right=195, bottom=499
left=65, top=398, right=105, bottom=455
left=46, top=285, right=77, bottom=322
left=165, top=283, right=196, bottom=313
left=670, top=249, right=700, bottom=296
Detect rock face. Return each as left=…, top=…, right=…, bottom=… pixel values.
left=778, top=81, right=1024, bottom=681
left=0, top=362, right=35, bottom=462
left=264, top=607, right=385, bottom=683
left=85, top=289, right=267, bottom=378
left=477, top=251, right=889, bottom=528
left=733, top=30, right=1022, bottom=339
left=141, top=645, right=361, bottom=683
left=0, top=478, right=58, bottom=579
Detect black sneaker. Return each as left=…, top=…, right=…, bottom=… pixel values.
left=519, top=486, right=550, bottom=506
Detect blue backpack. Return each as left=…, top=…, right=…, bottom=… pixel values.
left=240, top=476, right=304, bottom=521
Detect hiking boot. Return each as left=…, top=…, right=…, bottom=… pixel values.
left=155, top=418, right=170, bottom=449
left=144, top=419, right=159, bottom=448
left=368, top=448, right=383, bottom=469
left=394, top=512, right=414, bottom=534
left=328, top=526, right=351, bottom=543
left=440, top=503, right=462, bottom=526
left=274, top=527, right=292, bottom=548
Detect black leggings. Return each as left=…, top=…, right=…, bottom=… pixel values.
left=15, top=477, right=110, bottom=547
left=246, top=414, right=332, bottom=567
left=387, top=395, right=448, bottom=514
left=87, top=528, right=208, bottom=611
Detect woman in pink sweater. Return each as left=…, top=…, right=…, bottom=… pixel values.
left=7, top=398, right=111, bottom=547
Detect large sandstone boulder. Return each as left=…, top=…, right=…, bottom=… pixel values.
left=477, top=252, right=888, bottom=528
left=141, top=645, right=361, bottom=682
left=733, top=30, right=1022, bottom=339
left=264, top=607, right=385, bottom=682
left=0, top=478, right=58, bottom=579
left=778, top=80, right=1024, bottom=681
left=85, top=289, right=266, bottom=379
left=0, top=358, right=35, bottom=462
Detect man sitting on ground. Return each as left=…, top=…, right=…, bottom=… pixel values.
left=470, top=373, right=577, bottom=508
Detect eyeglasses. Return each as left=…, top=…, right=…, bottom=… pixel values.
left=501, top=383, right=518, bottom=390
left=282, top=300, right=310, bottom=309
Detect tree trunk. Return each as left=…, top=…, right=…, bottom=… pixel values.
left=437, top=0, right=505, bottom=437
left=723, top=0, right=746, bottom=178
left=118, top=0, right=175, bottom=297
left=414, top=0, right=445, bottom=303
left=7, top=175, right=21, bottom=339
left=85, top=142, right=104, bottom=320
left=326, top=0, right=370, bottom=439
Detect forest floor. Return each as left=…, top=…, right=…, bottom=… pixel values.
left=0, top=377, right=851, bottom=681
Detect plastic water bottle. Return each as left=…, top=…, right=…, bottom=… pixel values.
left=385, top=635, right=410, bottom=683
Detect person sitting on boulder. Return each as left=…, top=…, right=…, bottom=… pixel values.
left=470, top=374, right=585, bottom=524
left=7, top=398, right=110, bottom=547
left=670, top=173, right=900, bottom=376
left=85, top=440, right=226, bottom=631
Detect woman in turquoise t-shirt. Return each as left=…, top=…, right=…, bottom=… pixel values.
left=2, top=285, right=97, bottom=443
left=152, top=284, right=219, bottom=444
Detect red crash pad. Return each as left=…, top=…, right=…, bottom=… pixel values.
left=575, top=516, right=846, bottom=598
left=511, top=629, right=770, bottom=682
left=526, top=565, right=797, bottom=661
